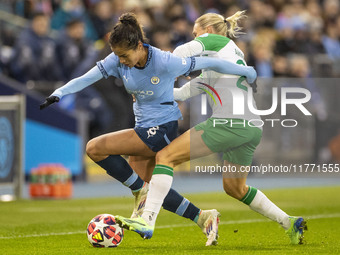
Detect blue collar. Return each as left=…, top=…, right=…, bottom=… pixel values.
left=135, top=43, right=152, bottom=70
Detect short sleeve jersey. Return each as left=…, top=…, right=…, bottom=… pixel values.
left=96, top=44, right=195, bottom=127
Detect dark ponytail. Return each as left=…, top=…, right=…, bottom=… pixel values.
left=109, top=13, right=146, bottom=50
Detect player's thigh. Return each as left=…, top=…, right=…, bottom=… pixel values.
left=86, top=129, right=155, bottom=158
left=156, top=129, right=190, bottom=166
left=189, top=127, right=215, bottom=160
left=129, top=156, right=155, bottom=183
left=157, top=127, right=213, bottom=166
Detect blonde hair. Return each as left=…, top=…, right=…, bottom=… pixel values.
left=195, top=10, right=247, bottom=38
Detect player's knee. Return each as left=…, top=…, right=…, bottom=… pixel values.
left=155, top=148, right=172, bottom=164
left=86, top=139, right=98, bottom=160
left=223, top=181, right=247, bottom=200
left=155, top=149, right=167, bottom=162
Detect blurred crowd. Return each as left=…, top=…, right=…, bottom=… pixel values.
left=0, top=0, right=340, bottom=138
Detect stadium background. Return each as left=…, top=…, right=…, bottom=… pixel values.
left=1, top=0, right=340, bottom=194
left=0, top=1, right=340, bottom=253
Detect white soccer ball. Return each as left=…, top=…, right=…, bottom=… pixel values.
left=87, top=214, right=124, bottom=248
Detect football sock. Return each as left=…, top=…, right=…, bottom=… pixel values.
left=143, top=165, right=173, bottom=226
left=241, top=186, right=290, bottom=230
left=163, top=188, right=201, bottom=222
left=96, top=155, right=144, bottom=192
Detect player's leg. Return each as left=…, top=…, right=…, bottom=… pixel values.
left=86, top=129, right=155, bottom=192
left=128, top=156, right=154, bottom=218
left=144, top=126, right=213, bottom=218
left=222, top=166, right=291, bottom=227
left=152, top=127, right=220, bottom=245
left=91, top=125, right=204, bottom=232
left=154, top=126, right=220, bottom=245
left=124, top=121, right=207, bottom=223
left=117, top=127, right=220, bottom=244
left=220, top=125, right=294, bottom=230
left=143, top=127, right=212, bottom=225
left=223, top=161, right=307, bottom=244
left=156, top=127, right=215, bottom=167
left=218, top=123, right=306, bottom=244
left=222, top=161, right=291, bottom=214
left=86, top=129, right=155, bottom=161
left=129, top=155, right=155, bottom=183
left=129, top=153, right=211, bottom=234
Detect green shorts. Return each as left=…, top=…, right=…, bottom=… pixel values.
left=194, top=118, right=262, bottom=166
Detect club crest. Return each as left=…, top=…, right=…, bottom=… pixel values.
left=151, top=76, right=160, bottom=85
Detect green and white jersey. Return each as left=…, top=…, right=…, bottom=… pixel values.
left=173, top=33, right=261, bottom=122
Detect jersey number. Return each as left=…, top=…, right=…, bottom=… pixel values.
left=236, top=59, right=247, bottom=92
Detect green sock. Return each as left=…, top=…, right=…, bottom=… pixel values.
left=153, top=164, right=174, bottom=176
left=240, top=186, right=258, bottom=205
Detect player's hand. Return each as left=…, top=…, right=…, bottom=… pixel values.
left=246, top=66, right=257, bottom=85
left=39, top=96, right=60, bottom=110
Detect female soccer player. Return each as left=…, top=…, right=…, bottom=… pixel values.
left=117, top=11, right=307, bottom=246
left=40, top=13, right=257, bottom=245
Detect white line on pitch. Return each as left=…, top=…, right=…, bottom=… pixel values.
left=0, top=231, right=85, bottom=240
left=158, top=212, right=340, bottom=229
left=1, top=213, right=340, bottom=240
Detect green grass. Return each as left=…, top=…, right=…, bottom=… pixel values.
left=1, top=186, right=340, bottom=254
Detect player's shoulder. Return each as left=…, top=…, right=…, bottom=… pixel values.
left=195, top=33, right=227, bottom=41
left=150, top=45, right=190, bottom=74
left=151, top=45, right=171, bottom=58
left=108, top=51, right=119, bottom=59
left=151, top=45, right=179, bottom=65
left=194, top=33, right=232, bottom=52
left=103, top=51, right=120, bottom=64
left=97, top=51, right=123, bottom=78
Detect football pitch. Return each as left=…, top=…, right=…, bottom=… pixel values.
left=1, top=186, right=340, bottom=254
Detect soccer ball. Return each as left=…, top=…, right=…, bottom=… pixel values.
left=87, top=214, right=124, bottom=248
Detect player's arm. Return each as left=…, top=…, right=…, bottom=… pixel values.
left=174, top=76, right=204, bottom=101
left=167, top=53, right=256, bottom=85
left=40, top=66, right=103, bottom=109
left=172, top=40, right=205, bottom=101
left=173, top=40, right=203, bottom=58
left=173, top=35, right=254, bottom=81
left=192, top=57, right=256, bottom=84
left=40, top=53, right=120, bottom=110
left=173, top=59, right=257, bottom=101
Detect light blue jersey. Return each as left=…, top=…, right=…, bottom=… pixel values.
left=52, top=44, right=256, bottom=128
left=96, top=44, right=195, bottom=128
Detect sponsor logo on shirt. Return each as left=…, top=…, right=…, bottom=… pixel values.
left=128, top=90, right=154, bottom=99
